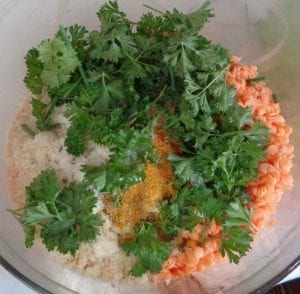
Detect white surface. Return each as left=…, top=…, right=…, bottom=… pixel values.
left=0, top=265, right=35, bottom=294
left=279, top=265, right=300, bottom=284
left=0, top=264, right=299, bottom=293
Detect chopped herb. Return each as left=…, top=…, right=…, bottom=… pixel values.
left=247, top=76, right=266, bottom=83
left=121, top=223, right=172, bottom=276
left=17, top=170, right=102, bottom=255
left=21, top=124, right=36, bottom=137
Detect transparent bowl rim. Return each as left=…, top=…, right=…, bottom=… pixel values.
left=1, top=252, right=299, bottom=294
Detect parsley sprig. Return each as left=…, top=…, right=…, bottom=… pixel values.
left=18, top=170, right=102, bottom=255
left=122, top=222, right=172, bottom=276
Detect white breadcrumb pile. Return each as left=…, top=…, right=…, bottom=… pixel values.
left=51, top=215, right=140, bottom=282
left=6, top=99, right=150, bottom=284
left=6, top=99, right=110, bottom=206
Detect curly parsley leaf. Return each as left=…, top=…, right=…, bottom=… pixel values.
left=37, top=38, right=81, bottom=88
left=168, top=153, right=197, bottom=184
left=220, top=201, right=253, bottom=264
left=41, top=183, right=102, bottom=255
left=221, top=226, right=253, bottom=264
left=25, top=169, right=60, bottom=206
left=224, top=201, right=252, bottom=227
left=122, top=223, right=172, bottom=276
left=24, top=225, right=35, bottom=248
left=24, top=202, right=55, bottom=227
left=243, top=121, right=269, bottom=143
left=24, top=48, right=44, bottom=95
left=160, top=186, right=223, bottom=237
left=31, top=98, right=49, bottom=131
left=163, top=36, right=197, bottom=77
left=89, top=109, right=124, bottom=145
left=221, top=103, right=253, bottom=131
left=184, top=74, right=211, bottom=115
left=186, top=0, right=213, bottom=32
left=21, top=169, right=60, bottom=247
left=56, top=24, right=89, bottom=62
left=97, top=1, right=130, bottom=32
left=136, top=13, right=169, bottom=38
left=65, top=110, right=90, bottom=156
left=89, top=28, right=136, bottom=63
left=20, top=170, right=102, bottom=255
left=81, top=165, right=107, bottom=191
left=87, top=126, right=158, bottom=196
left=120, top=56, right=159, bottom=79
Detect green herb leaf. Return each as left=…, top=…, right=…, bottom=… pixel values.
left=221, top=103, right=253, bottom=131
left=224, top=201, right=252, bottom=227
left=168, top=153, right=195, bottom=184
left=122, top=223, right=172, bottom=276
left=220, top=201, right=253, bottom=263
left=37, top=38, right=81, bottom=88
left=31, top=98, right=49, bottom=131
left=25, top=169, right=60, bottom=206
left=22, top=169, right=60, bottom=248
left=220, top=226, right=253, bottom=264
left=20, top=170, right=102, bottom=255
left=24, top=201, right=55, bottom=226
left=65, top=110, right=90, bottom=156
left=24, top=48, right=44, bottom=95
left=81, top=165, right=107, bottom=191
left=186, top=0, right=213, bottom=32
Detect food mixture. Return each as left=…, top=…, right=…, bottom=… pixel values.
left=6, top=1, right=294, bottom=286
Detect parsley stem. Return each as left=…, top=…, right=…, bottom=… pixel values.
left=45, top=96, right=58, bottom=121
left=198, top=65, right=230, bottom=97
left=78, top=67, right=89, bottom=86
left=41, top=96, right=59, bottom=130
left=165, top=117, right=180, bottom=129
left=169, top=67, right=176, bottom=92
left=217, top=130, right=246, bottom=138
left=40, top=78, right=80, bottom=130
left=7, top=208, right=23, bottom=224
left=127, top=115, right=138, bottom=126
left=7, top=208, right=23, bottom=216
left=199, top=129, right=247, bottom=139
left=21, top=124, right=36, bottom=138
left=59, top=25, right=89, bottom=85
left=247, top=76, right=265, bottom=83
left=136, top=38, right=153, bottom=60
left=153, top=85, right=167, bottom=104
left=143, top=4, right=164, bottom=15
left=272, top=93, right=278, bottom=103
left=63, top=78, right=81, bottom=98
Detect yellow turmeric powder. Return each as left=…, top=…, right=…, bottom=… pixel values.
left=108, top=128, right=178, bottom=232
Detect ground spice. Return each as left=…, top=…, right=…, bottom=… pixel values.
left=106, top=127, right=178, bottom=233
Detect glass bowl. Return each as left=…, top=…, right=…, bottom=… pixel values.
left=0, top=0, right=299, bottom=293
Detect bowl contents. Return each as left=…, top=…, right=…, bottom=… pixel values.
left=7, top=0, right=293, bottom=285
